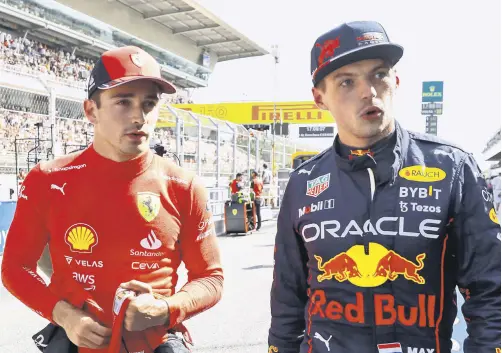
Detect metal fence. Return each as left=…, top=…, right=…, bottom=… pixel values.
left=0, top=78, right=315, bottom=186
left=155, top=105, right=312, bottom=187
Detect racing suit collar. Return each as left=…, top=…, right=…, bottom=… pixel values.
left=333, top=120, right=407, bottom=183
left=85, top=144, right=154, bottom=179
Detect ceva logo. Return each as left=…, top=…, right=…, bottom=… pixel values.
left=399, top=166, right=446, bottom=182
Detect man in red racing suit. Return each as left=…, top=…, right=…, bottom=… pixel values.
left=1, top=46, right=223, bottom=353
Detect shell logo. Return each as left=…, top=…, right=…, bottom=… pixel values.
left=65, top=223, right=98, bottom=253
left=399, top=165, right=446, bottom=182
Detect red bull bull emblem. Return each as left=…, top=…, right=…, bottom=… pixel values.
left=315, top=253, right=362, bottom=282
left=350, top=149, right=373, bottom=157
left=315, top=243, right=426, bottom=287
left=306, top=173, right=330, bottom=198
left=315, top=37, right=341, bottom=67
left=349, top=149, right=374, bottom=161
left=373, top=251, right=425, bottom=284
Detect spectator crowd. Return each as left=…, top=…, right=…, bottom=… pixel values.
left=0, top=5, right=275, bottom=178
left=0, top=0, right=209, bottom=82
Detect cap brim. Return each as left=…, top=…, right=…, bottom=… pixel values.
left=313, top=43, right=403, bottom=86
left=98, top=76, right=177, bottom=94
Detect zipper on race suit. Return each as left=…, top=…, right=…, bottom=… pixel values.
left=366, top=167, right=378, bottom=351
left=365, top=167, right=376, bottom=255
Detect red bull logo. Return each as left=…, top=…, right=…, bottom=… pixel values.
left=315, top=37, right=341, bottom=67
left=373, top=251, right=425, bottom=284
left=356, top=32, right=385, bottom=46
left=350, top=149, right=373, bottom=157
left=310, top=290, right=436, bottom=327
left=314, top=243, right=426, bottom=287
left=315, top=253, right=362, bottom=282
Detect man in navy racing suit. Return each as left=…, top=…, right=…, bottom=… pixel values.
left=268, top=21, right=501, bottom=353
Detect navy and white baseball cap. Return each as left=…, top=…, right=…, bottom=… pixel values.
left=310, top=21, right=403, bottom=87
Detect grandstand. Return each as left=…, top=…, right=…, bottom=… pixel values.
left=0, top=0, right=312, bottom=200
left=482, top=128, right=501, bottom=178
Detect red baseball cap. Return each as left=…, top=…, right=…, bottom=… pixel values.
left=87, top=46, right=177, bottom=99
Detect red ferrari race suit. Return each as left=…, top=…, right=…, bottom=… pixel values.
left=268, top=122, right=501, bottom=353
left=1, top=145, right=223, bottom=353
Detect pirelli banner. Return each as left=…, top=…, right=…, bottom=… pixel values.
left=170, top=101, right=335, bottom=125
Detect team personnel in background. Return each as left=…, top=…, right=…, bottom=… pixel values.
left=261, top=163, right=272, bottom=206
left=1, top=46, right=223, bottom=353
left=268, top=21, right=500, bottom=353
left=229, top=173, right=244, bottom=195
left=251, top=171, right=263, bottom=231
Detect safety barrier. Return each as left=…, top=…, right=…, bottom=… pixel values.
left=0, top=201, right=16, bottom=255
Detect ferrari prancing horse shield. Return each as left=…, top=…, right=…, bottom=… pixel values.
left=137, top=192, right=161, bottom=222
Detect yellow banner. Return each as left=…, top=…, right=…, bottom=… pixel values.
left=168, top=101, right=335, bottom=125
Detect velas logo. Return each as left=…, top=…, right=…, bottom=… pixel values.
left=315, top=37, right=341, bottom=67
left=399, top=166, right=446, bottom=182
left=306, top=173, right=330, bottom=197
left=314, top=242, right=426, bottom=287
left=489, top=208, right=499, bottom=225
left=65, top=223, right=98, bottom=253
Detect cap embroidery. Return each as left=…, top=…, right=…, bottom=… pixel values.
left=130, top=53, right=143, bottom=68
left=315, top=36, right=340, bottom=67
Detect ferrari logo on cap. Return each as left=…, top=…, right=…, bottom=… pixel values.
left=130, top=53, right=144, bottom=68
left=137, top=192, right=160, bottom=222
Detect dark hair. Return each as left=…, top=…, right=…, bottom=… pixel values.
left=90, top=90, right=102, bottom=108
left=263, top=163, right=268, bottom=169
left=236, top=173, right=243, bottom=178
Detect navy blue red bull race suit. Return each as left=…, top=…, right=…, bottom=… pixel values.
left=268, top=122, right=501, bottom=353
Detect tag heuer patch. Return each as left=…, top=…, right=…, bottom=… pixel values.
left=306, top=173, right=330, bottom=197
